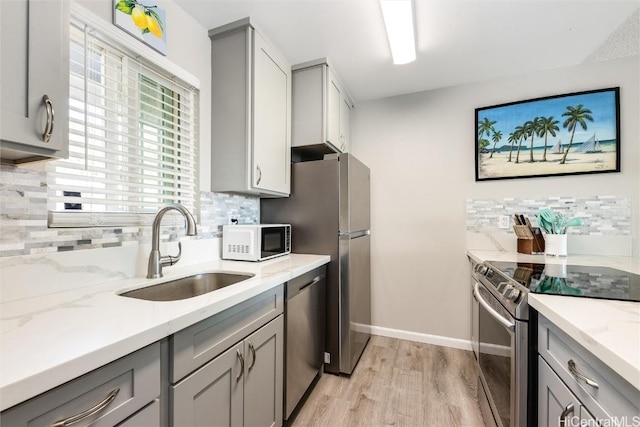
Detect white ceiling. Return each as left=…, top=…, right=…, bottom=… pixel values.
left=174, top=0, right=639, bottom=102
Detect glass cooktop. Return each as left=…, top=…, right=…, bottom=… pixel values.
left=487, top=261, right=640, bottom=303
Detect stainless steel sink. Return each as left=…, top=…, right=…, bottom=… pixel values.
left=120, top=272, right=254, bottom=301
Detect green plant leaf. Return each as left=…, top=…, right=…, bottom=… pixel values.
left=147, top=9, right=164, bottom=31
left=141, top=28, right=150, bottom=34
left=115, top=0, right=135, bottom=14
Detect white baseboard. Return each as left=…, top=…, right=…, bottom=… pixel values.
left=368, top=325, right=473, bottom=352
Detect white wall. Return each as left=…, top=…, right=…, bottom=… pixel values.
left=350, top=56, right=640, bottom=343
left=76, top=0, right=213, bottom=192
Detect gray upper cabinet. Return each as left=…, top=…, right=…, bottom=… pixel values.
left=0, top=0, right=70, bottom=163
left=209, top=18, right=291, bottom=197
left=291, top=59, right=354, bottom=155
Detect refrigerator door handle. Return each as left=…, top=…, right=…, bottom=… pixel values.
left=339, top=230, right=370, bottom=238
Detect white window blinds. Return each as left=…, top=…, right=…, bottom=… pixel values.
left=47, top=19, right=199, bottom=227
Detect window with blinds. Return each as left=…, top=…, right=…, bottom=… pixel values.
left=47, top=19, right=199, bottom=227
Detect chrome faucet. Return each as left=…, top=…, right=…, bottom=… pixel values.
left=147, top=204, right=197, bottom=279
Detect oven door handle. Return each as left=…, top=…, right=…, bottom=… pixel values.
left=474, top=282, right=515, bottom=331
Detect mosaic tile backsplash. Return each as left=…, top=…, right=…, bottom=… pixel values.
left=0, top=165, right=259, bottom=257
left=466, top=195, right=631, bottom=236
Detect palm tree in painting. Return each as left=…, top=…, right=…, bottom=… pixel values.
left=489, top=130, right=503, bottom=158
left=514, top=124, right=526, bottom=164
left=560, top=105, right=593, bottom=164
left=538, top=116, right=560, bottom=161
left=524, top=117, right=541, bottom=162
left=507, top=131, right=518, bottom=162
left=478, top=117, right=496, bottom=152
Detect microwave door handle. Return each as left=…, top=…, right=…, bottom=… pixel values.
left=473, top=282, right=515, bottom=331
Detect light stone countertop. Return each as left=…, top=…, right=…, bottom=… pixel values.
left=467, top=250, right=640, bottom=391
left=0, top=253, right=330, bottom=411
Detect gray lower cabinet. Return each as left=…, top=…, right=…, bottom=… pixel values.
left=537, top=314, right=640, bottom=425
left=117, top=400, right=161, bottom=426
left=172, top=315, right=284, bottom=427
left=243, top=315, right=283, bottom=427
left=1, top=285, right=286, bottom=427
left=170, top=285, right=285, bottom=427
left=538, top=356, right=596, bottom=426
left=0, top=343, right=160, bottom=426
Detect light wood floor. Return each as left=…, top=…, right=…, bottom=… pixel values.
left=289, top=335, right=485, bottom=427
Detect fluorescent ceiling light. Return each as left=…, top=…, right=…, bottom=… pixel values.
left=380, top=0, right=416, bottom=65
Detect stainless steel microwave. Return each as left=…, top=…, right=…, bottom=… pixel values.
left=222, top=224, right=291, bottom=261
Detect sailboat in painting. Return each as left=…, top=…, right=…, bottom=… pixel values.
left=550, top=139, right=563, bottom=154
left=574, top=133, right=602, bottom=153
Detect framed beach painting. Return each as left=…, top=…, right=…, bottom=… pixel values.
left=113, top=0, right=167, bottom=55
left=475, top=87, right=620, bottom=181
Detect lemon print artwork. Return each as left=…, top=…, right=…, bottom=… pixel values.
left=130, top=6, right=148, bottom=30
left=114, top=0, right=164, bottom=39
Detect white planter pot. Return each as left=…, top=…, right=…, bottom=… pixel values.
left=545, top=234, right=567, bottom=256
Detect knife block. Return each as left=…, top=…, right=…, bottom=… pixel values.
left=514, top=225, right=545, bottom=254
left=517, top=238, right=533, bottom=254
left=531, top=227, right=545, bottom=254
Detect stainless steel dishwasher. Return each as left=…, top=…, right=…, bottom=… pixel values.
left=284, top=265, right=326, bottom=420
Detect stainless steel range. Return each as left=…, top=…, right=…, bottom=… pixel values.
left=472, top=261, right=531, bottom=427
left=472, top=260, right=640, bottom=427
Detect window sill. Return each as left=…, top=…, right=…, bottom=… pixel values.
left=47, top=211, right=184, bottom=228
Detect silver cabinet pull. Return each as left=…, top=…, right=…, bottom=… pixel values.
left=51, top=388, right=119, bottom=427
left=236, top=349, right=245, bottom=382
left=248, top=341, right=256, bottom=372
left=42, top=95, right=55, bottom=143
left=256, top=165, right=262, bottom=185
left=568, top=359, right=599, bottom=388
left=559, top=402, right=574, bottom=426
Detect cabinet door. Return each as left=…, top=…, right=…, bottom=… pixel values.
left=539, top=356, right=585, bottom=427
left=326, top=70, right=341, bottom=150
left=172, top=342, right=244, bottom=427
left=0, top=0, right=69, bottom=158
left=252, top=31, right=290, bottom=195
left=339, top=95, right=352, bottom=153
left=244, top=315, right=283, bottom=427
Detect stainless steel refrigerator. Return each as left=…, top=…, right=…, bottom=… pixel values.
left=261, top=153, right=371, bottom=375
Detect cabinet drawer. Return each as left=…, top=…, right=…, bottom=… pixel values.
left=171, top=285, right=284, bottom=382
left=538, top=315, right=640, bottom=420
left=117, top=400, right=160, bottom=426
left=1, top=343, right=160, bottom=426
